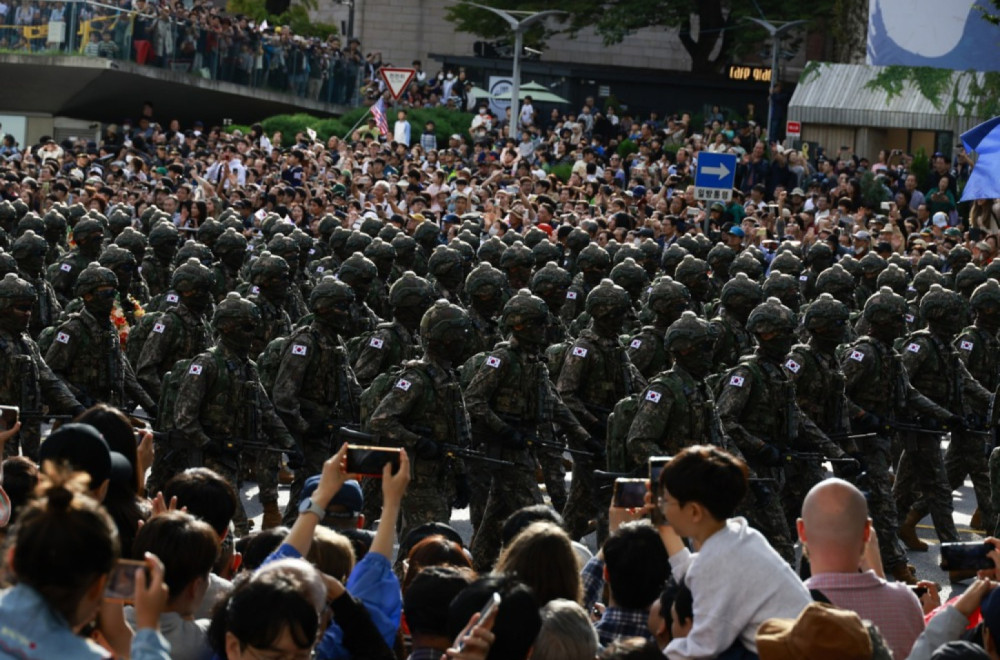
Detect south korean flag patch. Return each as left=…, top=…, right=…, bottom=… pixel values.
left=784, top=358, right=801, bottom=374
left=729, top=375, right=745, bottom=388
left=316, top=266, right=326, bottom=273
left=395, top=379, right=412, bottom=391
left=166, top=293, right=179, bottom=303
left=645, top=390, right=662, bottom=403
left=152, top=322, right=165, bottom=334
left=571, top=346, right=588, bottom=358
left=849, top=350, right=865, bottom=362
left=566, top=291, right=577, bottom=300
left=188, top=364, right=203, bottom=375
left=56, top=331, right=70, bottom=344
left=905, top=314, right=915, bottom=323
left=291, top=344, right=308, bottom=356
left=630, top=339, right=643, bottom=349
left=369, top=337, right=384, bottom=349
left=59, top=263, right=72, bottom=272
left=250, top=286, right=260, bottom=295
left=960, top=340, right=974, bottom=351
left=906, top=342, right=921, bottom=353
left=486, top=356, right=502, bottom=368
left=799, top=275, right=808, bottom=281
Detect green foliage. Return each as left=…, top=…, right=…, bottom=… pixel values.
left=616, top=139, right=638, bottom=159
left=911, top=147, right=930, bottom=187
left=978, top=0, right=1000, bottom=26
left=547, top=163, right=574, bottom=182
left=444, top=0, right=834, bottom=74
left=226, top=0, right=337, bottom=39
left=859, top=171, right=889, bottom=208
left=864, top=65, right=1000, bottom=120
left=225, top=107, right=475, bottom=145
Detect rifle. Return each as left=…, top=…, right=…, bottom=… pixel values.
left=494, top=413, right=598, bottom=460
left=890, top=421, right=990, bottom=436
left=349, top=425, right=515, bottom=468
left=783, top=451, right=859, bottom=466
left=827, top=432, right=879, bottom=442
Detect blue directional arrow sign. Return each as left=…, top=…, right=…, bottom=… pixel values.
left=694, top=152, right=737, bottom=202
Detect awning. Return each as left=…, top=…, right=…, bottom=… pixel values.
left=787, top=61, right=985, bottom=133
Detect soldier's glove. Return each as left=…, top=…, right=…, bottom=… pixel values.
left=855, top=412, right=887, bottom=435
left=415, top=436, right=441, bottom=460
left=584, top=436, right=606, bottom=460
left=838, top=456, right=863, bottom=479
left=944, top=415, right=966, bottom=432
left=452, top=474, right=470, bottom=510
left=143, top=402, right=159, bottom=420
left=286, top=447, right=305, bottom=471
left=498, top=425, right=527, bottom=450
left=756, top=443, right=782, bottom=467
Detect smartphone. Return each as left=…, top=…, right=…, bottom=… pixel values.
left=0, top=405, right=18, bottom=431
left=458, top=592, right=501, bottom=651
left=939, top=542, right=995, bottom=571
left=686, top=207, right=698, bottom=219
left=346, top=445, right=401, bottom=477
left=880, top=201, right=892, bottom=211
left=649, top=456, right=671, bottom=526
left=104, top=559, right=148, bottom=603
left=613, top=478, right=648, bottom=509
left=910, top=585, right=927, bottom=599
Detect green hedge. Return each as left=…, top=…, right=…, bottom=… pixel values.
left=227, top=106, right=475, bottom=147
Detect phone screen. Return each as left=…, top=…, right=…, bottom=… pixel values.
left=104, top=559, right=148, bottom=603
left=613, top=478, right=648, bottom=509
left=0, top=406, right=18, bottom=431
left=346, top=445, right=401, bottom=477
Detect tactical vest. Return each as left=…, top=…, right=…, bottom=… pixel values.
left=904, top=330, right=962, bottom=409
left=724, top=357, right=797, bottom=448
left=788, top=344, right=846, bottom=433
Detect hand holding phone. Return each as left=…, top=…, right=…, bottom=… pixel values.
left=346, top=445, right=402, bottom=477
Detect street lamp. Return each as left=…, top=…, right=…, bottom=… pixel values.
left=745, top=18, right=807, bottom=144
left=464, top=3, right=567, bottom=139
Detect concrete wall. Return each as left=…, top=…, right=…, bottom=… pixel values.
left=311, top=0, right=694, bottom=71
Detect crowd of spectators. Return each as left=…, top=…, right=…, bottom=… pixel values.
left=0, top=82, right=998, bottom=660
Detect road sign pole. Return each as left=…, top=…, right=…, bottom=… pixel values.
left=509, top=29, right=522, bottom=140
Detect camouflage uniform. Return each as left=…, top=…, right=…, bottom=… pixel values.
left=898, top=285, right=992, bottom=540
left=709, top=273, right=762, bottom=373
left=45, top=264, right=156, bottom=413
left=48, top=218, right=104, bottom=306
left=141, top=221, right=180, bottom=298
left=135, top=259, right=214, bottom=399
left=368, top=301, right=473, bottom=540
left=626, top=276, right=691, bottom=381
left=559, top=244, right=610, bottom=329
left=210, top=228, right=248, bottom=302
left=173, top=293, right=299, bottom=534
left=466, top=291, right=589, bottom=570
left=464, top=263, right=505, bottom=357
left=717, top=298, right=851, bottom=562
left=12, top=230, right=62, bottom=339
left=273, top=278, right=362, bottom=524
left=247, top=252, right=294, bottom=357
left=0, top=273, right=83, bottom=459
left=557, top=280, right=644, bottom=541
left=843, top=287, right=955, bottom=564
left=627, top=312, right=730, bottom=469
left=337, top=253, right=383, bottom=339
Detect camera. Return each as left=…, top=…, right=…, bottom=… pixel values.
left=612, top=478, right=647, bottom=509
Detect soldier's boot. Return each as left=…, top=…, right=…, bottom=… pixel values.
left=278, top=464, right=294, bottom=486
left=889, top=562, right=918, bottom=585
left=971, top=507, right=984, bottom=530
left=899, top=509, right=929, bottom=552
left=262, top=501, right=282, bottom=530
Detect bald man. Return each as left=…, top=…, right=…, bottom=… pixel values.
left=798, top=478, right=924, bottom=659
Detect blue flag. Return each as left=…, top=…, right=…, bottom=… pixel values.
left=961, top=116, right=1000, bottom=201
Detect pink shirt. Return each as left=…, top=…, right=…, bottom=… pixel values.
left=805, top=570, right=924, bottom=659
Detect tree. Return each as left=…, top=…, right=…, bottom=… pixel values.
left=226, top=0, right=338, bottom=39
left=444, top=0, right=836, bottom=75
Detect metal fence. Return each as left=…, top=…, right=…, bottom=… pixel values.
left=0, top=0, right=364, bottom=105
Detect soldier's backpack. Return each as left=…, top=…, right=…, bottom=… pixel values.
left=606, top=393, right=640, bottom=472
left=256, top=335, right=290, bottom=395
left=459, top=351, right=488, bottom=389
left=124, top=310, right=166, bottom=367
left=155, top=348, right=230, bottom=434
left=544, top=341, right=571, bottom=381
left=358, top=361, right=435, bottom=432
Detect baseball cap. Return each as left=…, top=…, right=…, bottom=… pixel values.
left=944, top=227, right=962, bottom=238
left=299, top=477, right=364, bottom=513
left=933, top=212, right=949, bottom=228
left=756, top=602, right=872, bottom=660
left=728, top=226, right=745, bottom=238
left=931, top=641, right=990, bottom=660
left=790, top=187, right=805, bottom=197
left=853, top=230, right=871, bottom=241
left=39, top=423, right=126, bottom=490
left=399, top=522, right=466, bottom=558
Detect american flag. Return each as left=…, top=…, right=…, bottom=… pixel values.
left=371, top=98, right=389, bottom=137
